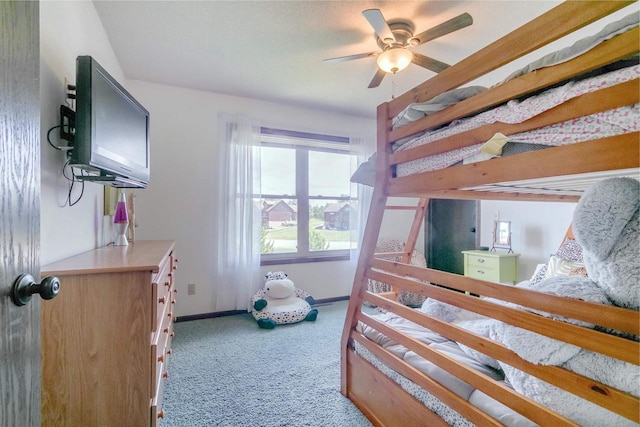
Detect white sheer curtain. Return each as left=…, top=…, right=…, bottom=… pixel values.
left=215, top=114, right=263, bottom=311
left=349, top=133, right=375, bottom=264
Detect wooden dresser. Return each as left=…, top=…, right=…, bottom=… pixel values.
left=40, top=240, right=177, bottom=427
left=461, top=250, right=520, bottom=284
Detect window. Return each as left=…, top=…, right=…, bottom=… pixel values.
left=258, top=127, right=359, bottom=264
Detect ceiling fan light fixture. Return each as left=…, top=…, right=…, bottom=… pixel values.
left=376, top=47, right=413, bottom=73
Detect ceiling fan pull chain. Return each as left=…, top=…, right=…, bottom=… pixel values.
left=391, top=74, right=396, bottom=99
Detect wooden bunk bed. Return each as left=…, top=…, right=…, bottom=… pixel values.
left=341, top=1, right=639, bottom=426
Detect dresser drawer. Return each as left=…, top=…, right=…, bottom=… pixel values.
left=151, top=304, right=173, bottom=392
left=151, top=283, right=174, bottom=423
left=151, top=361, right=167, bottom=427
left=150, top=250, right=176, bottom=425
left=152, top=253, right=174, bottom=333
left=164, top=318, right=175, bottom=355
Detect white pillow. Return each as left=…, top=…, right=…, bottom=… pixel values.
left=543, top=255, right=586, bottom=279
left=392, top=86, right=487, bottom=128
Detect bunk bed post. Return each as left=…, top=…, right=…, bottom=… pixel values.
left=340, top=101, right=393, bottom=396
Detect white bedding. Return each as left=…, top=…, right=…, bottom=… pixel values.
left=357, top=311, right=538, bottom=427
left=395, top=65, right=639, bottom=177
left=356, top=234, right=638, bottom=426
left=357, top=306, right=639, bottom=427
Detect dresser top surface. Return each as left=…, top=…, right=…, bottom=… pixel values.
left=42, top=240, right=175, bottom=276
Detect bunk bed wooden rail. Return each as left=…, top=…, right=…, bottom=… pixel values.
left=389, top=133, right=639, bottom=196
left=390, top=78, right=639, bottom=167
left=341, top=1, right=639, bottom=425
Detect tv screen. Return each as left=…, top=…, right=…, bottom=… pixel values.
left=70, top=55, right=150, bottom=188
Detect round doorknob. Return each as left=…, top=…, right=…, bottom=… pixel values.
left=10, top=274, right=60, bottom=306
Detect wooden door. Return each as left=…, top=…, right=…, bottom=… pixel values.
left=0, top=2, right=41, bottom=426
left=425, top=199, right=478, bottom=275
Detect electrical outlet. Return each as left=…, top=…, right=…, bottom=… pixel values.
left=187, top=283, right=196, bottom=295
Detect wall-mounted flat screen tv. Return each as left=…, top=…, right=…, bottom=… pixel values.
left=70, top=55, right=150, bottom=188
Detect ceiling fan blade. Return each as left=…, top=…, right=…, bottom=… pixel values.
left=363, top=9, right=395, bottom=43
left=412, top=53, right=450, bottom=73
left=368, top=68, right=386, bottom=88
left=323, top=52, right=378, bottom=64
left=411, top=12, right=473, bottom=46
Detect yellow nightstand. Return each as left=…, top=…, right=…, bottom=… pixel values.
left=462, top=250, right=520, bottom=284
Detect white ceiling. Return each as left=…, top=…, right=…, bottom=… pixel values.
left=92, top=1, right=565, bottom=119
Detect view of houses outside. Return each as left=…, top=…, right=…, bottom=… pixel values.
left=260, top=199, right=357, bottom=253
left=259, top=136, right=359, bottom=256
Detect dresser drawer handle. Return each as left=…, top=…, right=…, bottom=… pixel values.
left=157, top=410, right=164, bottom=419
left=163, top=327, right=169, bottom=334
left=476, top=258, right=485, bottom=263
left=158, top=354, right=164, bottom=363
left=159, top=296, right=166, bottom=304
left=476, top=270, right=485, bottom=275
left=164, top=281, right=170, bottom=288
left=162, top=371, right=169, bottom=379
left=167, top=348, right=172, bottom=355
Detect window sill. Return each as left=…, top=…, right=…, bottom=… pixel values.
left=261, top=253, right=350, bottom=266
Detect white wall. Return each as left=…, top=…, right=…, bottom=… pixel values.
left=37, top=0, right=584, bottom=318
left=479, top=200, right=577, bottom=281
left=124, top=80, right=376, bottom=316
left=40, top=1, right=125, bottom=265
left=38, top=1, right=378, bottom=318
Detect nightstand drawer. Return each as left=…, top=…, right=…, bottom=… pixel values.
left=467, top=266, right=500, bottom=283
left=466, top=255, right=500, bottom=269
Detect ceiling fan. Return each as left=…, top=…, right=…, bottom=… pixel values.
left=324, top=9, right=473, bottom=88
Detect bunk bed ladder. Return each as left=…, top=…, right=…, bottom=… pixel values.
left=341, top=101, right=430, bottom=397
left=373, top=198, right=429, bottom=300
left=341, top=183, right=429, bottom=395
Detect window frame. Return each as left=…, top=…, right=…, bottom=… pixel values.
left=258, top=127, right=356, bottom=265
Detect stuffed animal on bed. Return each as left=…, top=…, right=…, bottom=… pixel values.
left=488, top=177, right=639, bottom=427
left=250, top=271, right=318, bottom=329
left=422, top=177, right=639, bottom=426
